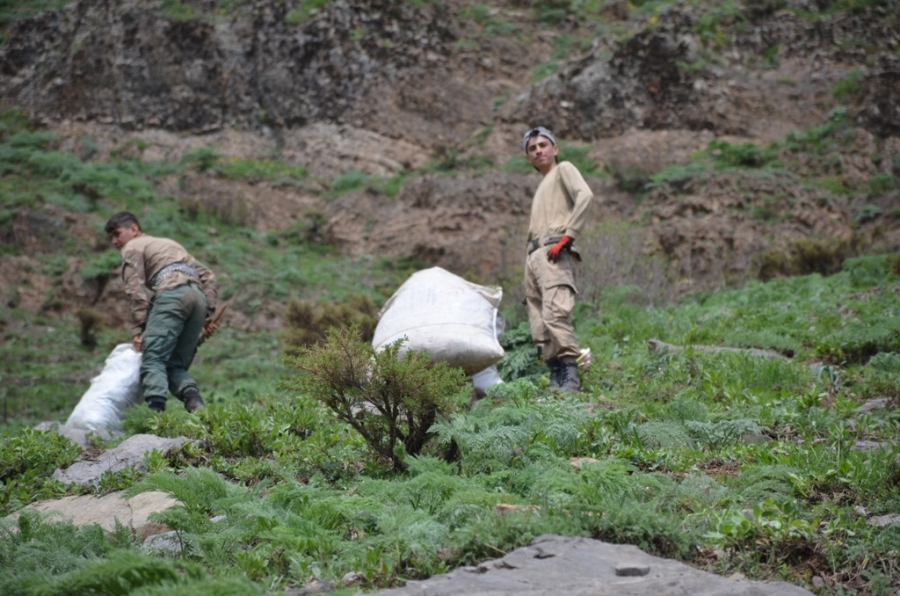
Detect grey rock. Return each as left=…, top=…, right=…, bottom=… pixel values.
left=855, top=398, right=890, bottom=413
left=6, top=490, right=177, bottom=538
left=852, top=440, right=892, bottom=452
left=741, top=433, right=772, bottom=444
left=34, top=421, right=120, bottom=448
left=143, top=530, right=182, bottom=553
left=867, top=514, right=900, bottom=527
left=285, top=580, right=337, bottom=595
left=367, top=535, right=813, bottom=596
left=52, top=434, right=192, bottom=486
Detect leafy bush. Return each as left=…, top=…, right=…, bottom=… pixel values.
left=286, top=0, right=331, bottom=24
left=282, top=294, right=380, bottom=357
left=496, top=321, right=545, bottom=383
left=285, top=325, right=469, bottom=471
left=833, top=68, right=864, bottom=100
left=0, top=513, right=138, bottom=594
left=37, top=549, right=207, bottom=595
left=707, top=139, right=777, bottom=168
left=328, top=170, right=373, bottom=196
left=0, top=429, right=81, bottom=515
left=816, top=316, right=900, bottom=364
left=868, top=174, right=898, bottom=195
left=750, top=236, right=867, bottom=281
left=216, top=158, right=309, bottom=184
left=180, top=147, right=222, bottom=171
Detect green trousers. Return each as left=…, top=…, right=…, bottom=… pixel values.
left=141, top=283, right=207, bottom=405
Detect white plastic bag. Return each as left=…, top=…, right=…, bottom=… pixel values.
left=373, top=267, right=505, bottom=375
left=66, top=344, right=143, bottom=431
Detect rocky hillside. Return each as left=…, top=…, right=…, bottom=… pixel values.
left=1, top=0, right=898, bottom=326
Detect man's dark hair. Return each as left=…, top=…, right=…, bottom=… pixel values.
left=105, top=212, right=142, bottom=235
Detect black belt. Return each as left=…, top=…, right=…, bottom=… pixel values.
left=527, top=235, right=564, bottom=255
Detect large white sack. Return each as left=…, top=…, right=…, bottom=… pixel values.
left=373, top=267, right=504, bottom=375
left=66, top=344, right=143, bottom=431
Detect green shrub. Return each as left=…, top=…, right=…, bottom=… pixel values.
left=0, top=429, right=81, bottom=515
left=216, top=158, right=309, bottom=184
left=285, top=325, right=469, bottom=471
left=38, top=549, right=207, bottom=595
left=832, top=68, right=864, bottom=100
left=496, top=322, right=545, bottom=383
left=160, top=0, right=197, bottom=21
left=286, top=0, right=330, bottom=24
left=816, top=316, right=900, bottom=364
left=328, top=170, right=372, bottom=196
left=282, top=294, right=380, bottom=357
left=180, top=147, right=222, bottom=171
left=707, top=139, right=777, bottom=168
left=750, top=236, right=867, bottom=281
left=868, top=173, right=898, bottom=195
left=0, top=109, right=32, bottom=138
left=843, top=254, right=893, bottom=287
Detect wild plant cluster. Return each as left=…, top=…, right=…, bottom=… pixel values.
left=1, top=3, right=899, bottom=591
left=2, top=254, right=899, bottom=595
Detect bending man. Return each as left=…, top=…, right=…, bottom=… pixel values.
left=522, top=126, right=593, bottom=392
left=105, top=212, right=218, bottom=413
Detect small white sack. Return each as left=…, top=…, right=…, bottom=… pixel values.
left=373, top=267, right=504, bottom=375
left=66, top=344, right=143, bottom=431
left=472, top=364, right=504, bottom=397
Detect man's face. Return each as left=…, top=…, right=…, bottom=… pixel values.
left=108, top=223, right=140, bottom=250
left=526, top=135, right=558, bottom=173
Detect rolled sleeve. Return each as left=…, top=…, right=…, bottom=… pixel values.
left=122, top=249, right=152, bottom=336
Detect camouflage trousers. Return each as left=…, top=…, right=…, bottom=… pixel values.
left=524, top=248, right=580, bottom=362
left=141, top=283, right=207, bottom=405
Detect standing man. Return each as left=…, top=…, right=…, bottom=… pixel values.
left=105, top=212, right=218, bottom=413
left=522, top=126, right=593, bottom=392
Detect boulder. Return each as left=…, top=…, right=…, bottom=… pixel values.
left=7, top=490, right=177, bottom=539
left=369, top=534, right=813, bottom=596
left=52, top=434, right=192, bottom=486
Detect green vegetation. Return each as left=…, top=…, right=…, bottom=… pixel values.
left=0, top=0, right=68, bottom=29
left=2, top=254, right=899, bottom=594
left=286, top=0, right=331, bottom=24
left=2, top=1, right=900, bottom=593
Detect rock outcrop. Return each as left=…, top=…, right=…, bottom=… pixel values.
left=370, top=534, right=814, bottom=596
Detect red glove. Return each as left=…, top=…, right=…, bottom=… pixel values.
left=547, top=236, right=573, bottom=262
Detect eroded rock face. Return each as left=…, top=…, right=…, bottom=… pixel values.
left=0, top=0, right=897, bottom=319
left=320, top=171, right=628, bottom=282
left=498, top=4, right=899, bottom=143
left=0, top=0, right=486, bottom=144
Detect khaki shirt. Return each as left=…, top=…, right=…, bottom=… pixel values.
left=526, top=161, right=593, bottom=243
left=120, top=235, right=218, bottom=336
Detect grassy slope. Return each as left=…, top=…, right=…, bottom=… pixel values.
left=1, top=1, right=900, bottom=594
